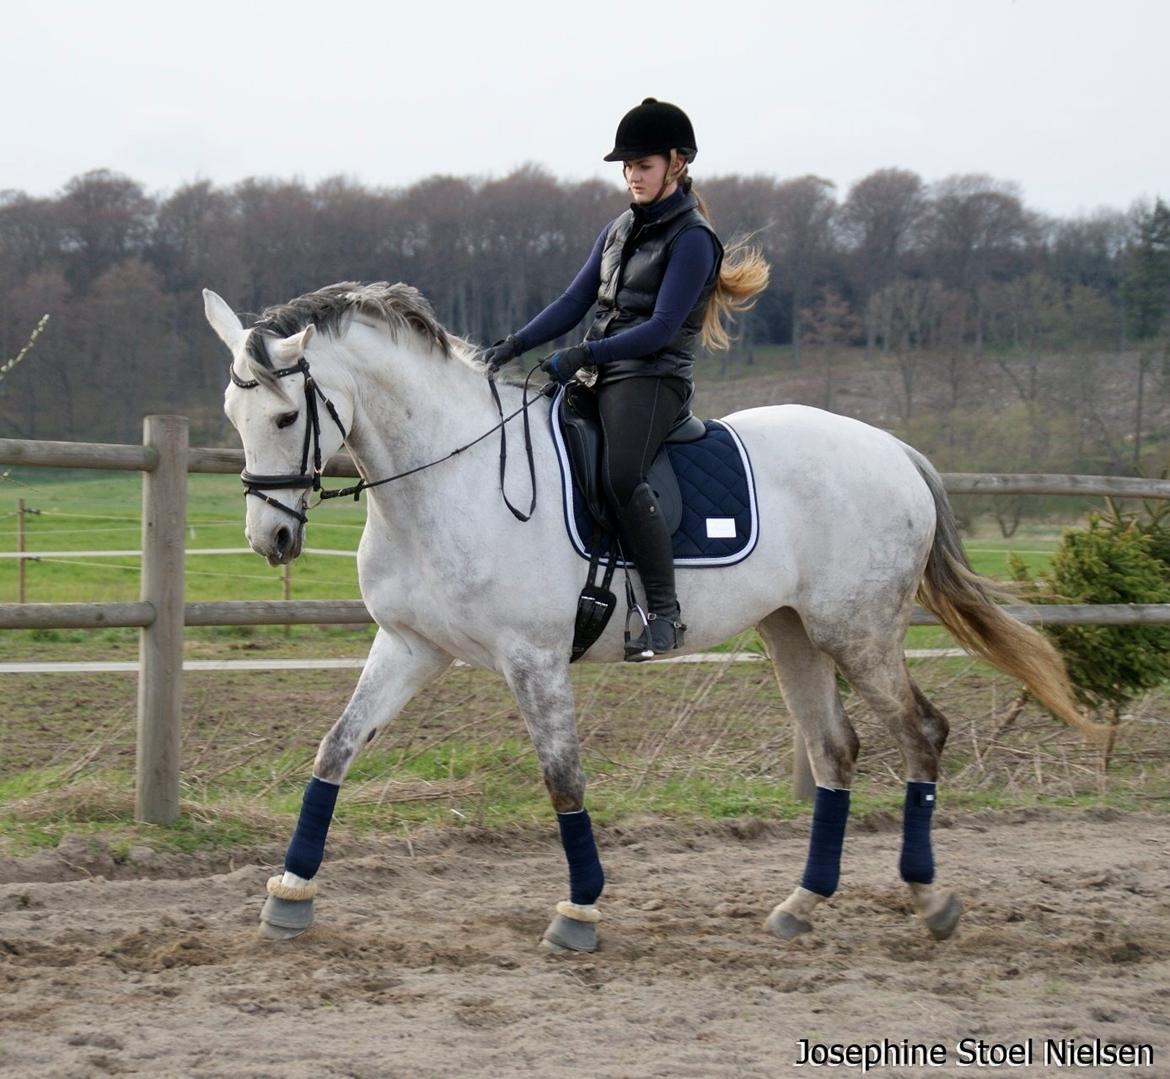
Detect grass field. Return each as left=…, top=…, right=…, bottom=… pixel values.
left=2, top=644, right=1165, bottom=858
left=0, top=469, right=366, bottom=605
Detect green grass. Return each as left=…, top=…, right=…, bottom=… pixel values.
left=0, top=468, right=367, bottom=605
left=1, top=747, right=1160, bottom=859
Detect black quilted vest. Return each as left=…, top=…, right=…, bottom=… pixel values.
left=584, top=191, right=724, bottom=384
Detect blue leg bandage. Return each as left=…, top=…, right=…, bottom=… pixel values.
left=557, top=809, right=604, bottom=905
left=899, top=781, right=936, bottom=884
left=800, top=786, right=851, bottom=898
left=284, top=776, right=340, bottom=880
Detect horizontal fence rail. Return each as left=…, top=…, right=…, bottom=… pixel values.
left=4, top=601, right=1170, bottom=632
left=4, top=426, right=1170, bottom=817
left=7, top=435, right=1170, bottom=496
left=942, top=473, right=1170, bottom=499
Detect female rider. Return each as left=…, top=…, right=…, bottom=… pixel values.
left=484, top=97, right=769, bottom=660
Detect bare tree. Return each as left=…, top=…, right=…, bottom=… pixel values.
left=771, top=175, right=836, bottom=366
left=872, top=277, right=945, bottom=420
left=59, top=169, right=154, bottom=295
left=839, top=168, right=925, bottom=359
left=922, top=174, right=1032, bottom=349
left=1123, top=198, right=1170, bottom=471
left=800, top=287, right=858, bottom=411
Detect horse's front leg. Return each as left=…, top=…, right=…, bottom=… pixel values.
left=502, top=648, right=604, bottom=954
left=259, top=625, right=452, bottom=940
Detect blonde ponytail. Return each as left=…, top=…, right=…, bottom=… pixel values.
left=683, top=171, right=771, bottom=351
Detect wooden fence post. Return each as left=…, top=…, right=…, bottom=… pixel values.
left=136, top=416, right=187, bottom=824
left=282, top=561, right=291, bottom=638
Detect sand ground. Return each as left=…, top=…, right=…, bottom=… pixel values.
left=1, top=806, right=1167, bottom=1079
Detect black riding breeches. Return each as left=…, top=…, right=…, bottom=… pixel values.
left=596, top=376, right=689, bottom=509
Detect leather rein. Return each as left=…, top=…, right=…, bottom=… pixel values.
left=230, top=355, right=548, bottom=526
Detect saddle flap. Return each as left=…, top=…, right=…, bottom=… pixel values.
left=557, top=384, right=612, bottom=530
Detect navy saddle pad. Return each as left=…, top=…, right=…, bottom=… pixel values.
left=549, top=387, right=759, bottom=567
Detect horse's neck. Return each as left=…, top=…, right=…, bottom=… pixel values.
left=338, top=330, right=526, bottom=512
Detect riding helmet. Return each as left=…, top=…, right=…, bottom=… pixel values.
left=603, top=97, right=698, bottom=162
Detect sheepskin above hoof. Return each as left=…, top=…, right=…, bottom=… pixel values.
left=259, top=875, right=316, bottom=941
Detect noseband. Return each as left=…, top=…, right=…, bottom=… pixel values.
left=231, top=356, right=347, bottom=526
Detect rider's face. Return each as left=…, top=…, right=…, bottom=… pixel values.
left=623, top=154, right=681, bottom=204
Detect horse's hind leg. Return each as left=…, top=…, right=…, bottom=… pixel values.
left=501, top=649, right=603, bottom=954
left=823, top=632, right=961, bottom=940
left=260, top=625, right=452, bottom=940
left=758, top=608, right=859, bottom=940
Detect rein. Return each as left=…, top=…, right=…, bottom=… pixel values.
left=231, top=354, right=550, bottom=525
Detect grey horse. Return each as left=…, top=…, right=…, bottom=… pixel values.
left=204, top=282, right=1103, bottom=952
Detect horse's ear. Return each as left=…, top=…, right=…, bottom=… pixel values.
left=271, top=325, right=315, bottom=363
left=203, top=289, right=245, bottom=351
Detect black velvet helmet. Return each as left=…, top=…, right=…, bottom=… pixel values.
left=603, top=97, right=698, bottom=162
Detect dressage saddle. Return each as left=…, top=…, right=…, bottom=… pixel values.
left=557, top=380, right=706, bottom=539
left=557, top=380, right=705, bottom=662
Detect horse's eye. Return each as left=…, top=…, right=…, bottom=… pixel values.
left=276, top=411, right=299, bottom=429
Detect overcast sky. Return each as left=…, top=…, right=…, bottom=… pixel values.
left=3, top=0, right=1165, bottom=217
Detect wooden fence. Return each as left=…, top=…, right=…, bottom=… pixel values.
left=2, top=420, right=1170, bottom=819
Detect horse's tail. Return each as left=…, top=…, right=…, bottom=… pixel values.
left=898, top=441, right=1112, bottom=746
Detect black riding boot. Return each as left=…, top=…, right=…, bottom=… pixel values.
left=616, top=482, right=686, bottom=661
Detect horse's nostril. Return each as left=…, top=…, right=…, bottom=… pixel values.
left=275, top=526, right=292, bottom=556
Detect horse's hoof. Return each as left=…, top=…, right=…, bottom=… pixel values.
left=541, top=913, right=598, bottom=953
left=922, top=893, right=962, bottom=940
left=259, top=894, right=314, bottom=941
left=766, top=908, right=813, bottom=940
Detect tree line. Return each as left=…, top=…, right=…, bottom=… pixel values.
left=0, top=165, right=1166, bottom=455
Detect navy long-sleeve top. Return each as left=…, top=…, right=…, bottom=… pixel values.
left=511, top=185, right=718, bottom=366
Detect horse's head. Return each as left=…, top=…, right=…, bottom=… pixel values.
left=203, top=289, right=352, bottom=565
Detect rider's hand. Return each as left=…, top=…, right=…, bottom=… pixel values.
left=540, top=344, right=591, bottom=385
left=482, top=334, right=521, bottom=373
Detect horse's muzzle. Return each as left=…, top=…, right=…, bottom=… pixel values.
left=258, top=522, right=303, bottom=566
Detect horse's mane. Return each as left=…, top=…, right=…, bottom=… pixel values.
left=244, top=281, right=488, bottom=380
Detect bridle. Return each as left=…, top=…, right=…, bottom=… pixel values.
left=231, top=356, right=347, bottom=526
left=230, top=352, right=548, bottom=527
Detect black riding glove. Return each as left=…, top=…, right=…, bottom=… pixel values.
left=482, top=334, right=521, bottom=373
left=540, top=344, right=592, bottom=385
